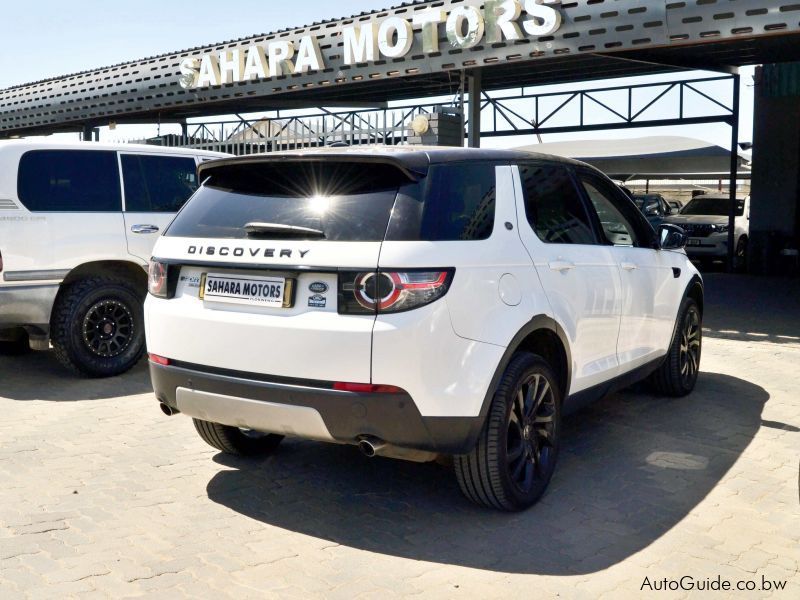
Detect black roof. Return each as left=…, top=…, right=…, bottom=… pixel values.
left=197, top=146, right=591, bottom=182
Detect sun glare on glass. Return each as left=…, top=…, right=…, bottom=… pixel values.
left=308, top=195, right=331, bottom=214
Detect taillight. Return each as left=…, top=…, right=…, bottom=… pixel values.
left=338, top=269, right=454, bottom=314
left=148, top=261, right=168, bottom=298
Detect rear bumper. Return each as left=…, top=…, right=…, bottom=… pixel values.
left=0, top=284, right=58, bottom=331
left=150, top=361, right=484, bottom=454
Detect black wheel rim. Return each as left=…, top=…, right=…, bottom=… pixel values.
left=679, top=307, right=701, bottom=384
left=507, top=373, right=557, bottom=493
left=82, top=299, right=134, bottom=358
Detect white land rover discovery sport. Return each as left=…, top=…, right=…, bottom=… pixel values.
left=146, top=147, right=703, bottom=511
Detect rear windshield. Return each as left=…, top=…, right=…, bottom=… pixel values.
left=681, top=197, right=744, bottom=217
left=166, top=162, right=405, bottom=241
left=166, top=160, right=498, bottom=242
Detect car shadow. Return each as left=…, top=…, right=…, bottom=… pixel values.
left=0, top=351, right=152, bottom=401
left=206, top=371, right=768, bottom=575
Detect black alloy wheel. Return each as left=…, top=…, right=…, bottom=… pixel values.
left=650, top=297, right=702, bottom=397
left=455, top=353, right=562, bottom=511
left=507, top=372, right=557, bottom=494
left=679, top=304, right=702, bottom=386
left=51, top=276, right=146, bottom=377
left=82, top=299, right=134, bottom=358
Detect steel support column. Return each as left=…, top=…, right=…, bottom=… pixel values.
left=468, top=69, right=483, bottom=148
left=727, top=73, right=741, bottom=272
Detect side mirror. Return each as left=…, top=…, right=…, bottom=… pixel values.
left=658, top=224, right=687, bottom=250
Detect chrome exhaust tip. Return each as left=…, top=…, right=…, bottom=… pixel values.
left=159, top=403, right=178, bottom=416
left=357, top=436, right=385, bottom=458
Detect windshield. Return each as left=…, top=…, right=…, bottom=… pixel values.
left=681, top=197, right=745, bottom=217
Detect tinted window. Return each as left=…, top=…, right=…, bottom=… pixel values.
left=580, top=178, right=640, bottom=247
left=519, top=164, right=596, bottom=245
left=167, top=161, right=406, bottom=241
left=121, top=154, right=198, bottom=212
left=17, top=150, right=121, bottom=212
left=386, top=162, right=497, bottom=241
left=681, top=196, right=745, bottom=217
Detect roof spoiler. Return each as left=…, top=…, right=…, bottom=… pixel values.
left=197, top=153, right=429, bottom=183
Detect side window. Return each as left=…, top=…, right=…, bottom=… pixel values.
left=579, top=176, right=639, bottom=247
left=419, top=162, right=497, bottom=241
left=121, top=154, right=199, bottom=213
left=519, top=164, right=596, bottom=245
left=17, top=150, right=121, bottom=212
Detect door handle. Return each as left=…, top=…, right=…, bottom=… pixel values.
left=548, top=260, right=576, bottom=272
left=131, top=224, right=160, bottom=234
left=620, top=262, right=638, bottom=271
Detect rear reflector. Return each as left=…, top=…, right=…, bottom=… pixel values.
left=148, top=353, right=170, bottom=366
left=333, top=382, right=404, bottom=394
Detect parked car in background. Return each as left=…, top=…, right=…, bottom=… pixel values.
left=664, top=192, right=750, bottom=270
left=0, top=141, right=227, bottom=375
left=146, top=147, right=703, bottom=511
left=633, top=193, right=673, bottom=228
left=667, top=199, right=684, bottom=212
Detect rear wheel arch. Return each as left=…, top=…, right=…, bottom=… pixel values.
left=480, top=316, right=571, bottom=419
left=59, top=261, right=147, bottom=293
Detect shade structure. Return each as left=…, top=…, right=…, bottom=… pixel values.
left=516, top=136, right=751, bottom=181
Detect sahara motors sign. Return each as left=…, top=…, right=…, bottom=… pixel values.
left=179, top=0, right=562, bottom=89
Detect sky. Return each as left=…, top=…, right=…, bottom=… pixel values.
left=0, top=0, right=755, bottom=149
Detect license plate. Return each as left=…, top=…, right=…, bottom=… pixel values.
left=200, top=273, right=294, bottom=308
left=688, top=239, right=701, bottom=246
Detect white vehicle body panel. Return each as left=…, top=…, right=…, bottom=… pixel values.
left=0, top=140, right=227, bottom=331
left=511, top=166, right=622, bottom=394
left=146, top=239, right=384, bottom=384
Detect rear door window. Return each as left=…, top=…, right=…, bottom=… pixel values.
left=518, top=163, right=596, bottom=245
left=121, top=154, right=199, bottom=212
left=17, top=150, right=121, bottom=212
left=385, top=162, right=497, bottom=241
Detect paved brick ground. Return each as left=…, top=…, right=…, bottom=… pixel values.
left=1, top=273, right=798, bottom=598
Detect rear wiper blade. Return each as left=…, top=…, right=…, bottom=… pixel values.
left=244, top=222, right=326, bottom=238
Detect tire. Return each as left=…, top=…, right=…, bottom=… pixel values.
left=454, top=352, right=561, bottom=511
left=51, top=276, right=145, bottom=377
left=193, top=419, right=284, bottom=456
left=734, top=236, right=748, bottom=273
left=650, top=297, right=702, bottom=397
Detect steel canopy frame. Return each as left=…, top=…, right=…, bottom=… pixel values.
left=0, top=0, right=798, bottom=138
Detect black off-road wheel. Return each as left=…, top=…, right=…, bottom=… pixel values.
left=51, top=277, right=145, bottom=377
left=454, top=353, right=561, bottom=511
left=650, top=297, right=702, bottom=397
left=193, top=419, right=284, bottom=456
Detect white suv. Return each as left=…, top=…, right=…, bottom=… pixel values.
left=146, top=147, right=703, bottom=511
left=664, top=193, right=750, bottom=269
left=0, top=141, right=226, bottom=375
